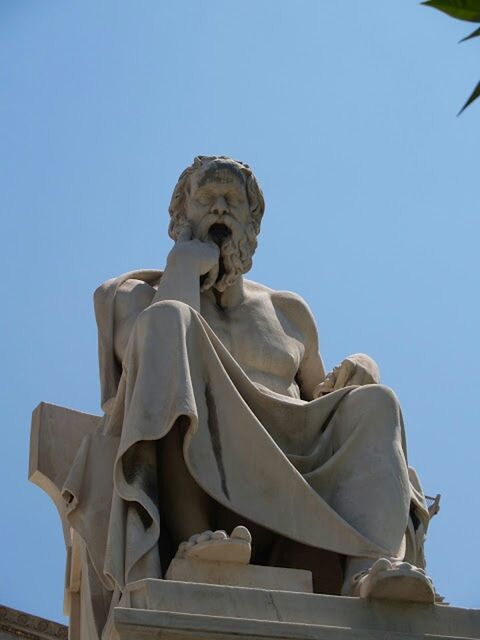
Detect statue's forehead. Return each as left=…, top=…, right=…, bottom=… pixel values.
left=197, top=162, right=245, bottom=188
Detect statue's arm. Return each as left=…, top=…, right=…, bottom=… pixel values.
left=294, top=301, right=328, bottom=401
left=151, top=224, right=219, bottom=311
left=112, top=224, right=221, bottom=363
left=274, top=292, right=380, bottom=400
left=272, top=291, right=327, bottom=401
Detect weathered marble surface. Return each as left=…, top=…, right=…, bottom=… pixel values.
left=30, top=156, right=450, bottom=640
left=112, top=580, right=480, bottom=640
left=165, top=558, right=313, bottom=592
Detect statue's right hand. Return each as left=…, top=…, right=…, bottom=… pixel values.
left=167, top=224, right=220, bottom=276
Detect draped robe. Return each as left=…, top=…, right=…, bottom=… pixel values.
left=63, top=270, right=430, bottom=602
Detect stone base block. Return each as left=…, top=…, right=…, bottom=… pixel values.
left=114, top=579, right=480, bottom=640
left=165, top=558, right=313, bottom=592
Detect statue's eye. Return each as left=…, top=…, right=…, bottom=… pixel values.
left=228, top=191, right=246, bottom=207
left=226, top=194, right=240, bottom=207
left=196, top=194, right=211, bottom=206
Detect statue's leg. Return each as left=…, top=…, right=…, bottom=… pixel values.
left=158, top=416, right=214, bottom=545
left=134, top=302, right=263, bottom=563
left=319, top=385, right=410, bottom=560
left=269, top=536, right=344, bottom=595
left=314, top=384, right=432, bottom=599
left=158, top=421, right=275, bottom=563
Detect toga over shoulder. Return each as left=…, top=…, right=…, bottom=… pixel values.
left=94, top=269, right=162, bottom=413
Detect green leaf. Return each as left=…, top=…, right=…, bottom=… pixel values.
left=459, top=25, right=480, bottom=40
left=422, top=0, right=480, bottom=22
left=457, top=80, right=480, bottom=114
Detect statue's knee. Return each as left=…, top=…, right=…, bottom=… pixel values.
left=340, top=384, right=401, bottom=438
left=346, top=384, right=398, bottom=411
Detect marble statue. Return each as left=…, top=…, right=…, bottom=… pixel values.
left=32, top=155, right=440, bottom=639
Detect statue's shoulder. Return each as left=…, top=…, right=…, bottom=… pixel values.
left=94, top=269, right=162, bottom=326
left=94, top=269, right=162, bottom=304
left=244, top=279, right=317, bottom=331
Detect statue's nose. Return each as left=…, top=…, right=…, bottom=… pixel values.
left=211, top=195, right=229, bottom=216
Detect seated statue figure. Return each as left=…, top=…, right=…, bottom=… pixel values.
left=62, top=155, right=436, bottom=630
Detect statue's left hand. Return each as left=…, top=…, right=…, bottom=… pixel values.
left=313, top=353, right=380, bottom=398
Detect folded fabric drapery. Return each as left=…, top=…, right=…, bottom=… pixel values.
left=63, top=271, right=429, bottom=594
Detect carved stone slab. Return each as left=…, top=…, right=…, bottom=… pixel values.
left=165, top=558, right=313, bottom=592
left=29, top=402, right=102, bottom=542
left=115, top=579, right=480, bottom=640
left=113, top=607, right=471, bottom=640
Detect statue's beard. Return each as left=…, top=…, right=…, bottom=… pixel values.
left=197, top=215, right=257, bottom=292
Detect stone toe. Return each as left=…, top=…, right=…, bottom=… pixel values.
left=196, top=531, right=213, bottom=543
left=231, top=526, right=252, bottom=543
left=211, top=530, right=228, bottom=540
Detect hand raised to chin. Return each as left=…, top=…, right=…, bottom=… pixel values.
left=167, top=223, right=220, bottom=279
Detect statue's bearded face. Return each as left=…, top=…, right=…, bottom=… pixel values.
left=184, top=162, right=258, bottom=292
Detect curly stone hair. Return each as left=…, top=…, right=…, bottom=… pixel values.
left=168, top=155, right=265, bottom=240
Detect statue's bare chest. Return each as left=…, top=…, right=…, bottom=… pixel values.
left=200, top=293, right=305, bottom=386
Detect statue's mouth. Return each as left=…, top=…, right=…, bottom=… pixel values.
left=208, top=223, right=231, bottom=247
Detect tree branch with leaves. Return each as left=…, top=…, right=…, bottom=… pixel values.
left=422, top=0, right=480, bottom=113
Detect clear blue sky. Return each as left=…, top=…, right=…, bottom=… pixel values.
left=1, top=0, right=479, bottom=622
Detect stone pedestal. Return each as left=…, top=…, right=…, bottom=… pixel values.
left=112, top=579, right=480, bottom=640
left=165, top=559, right=313, bottom=592
left=30, top=408, right=480, bottom=640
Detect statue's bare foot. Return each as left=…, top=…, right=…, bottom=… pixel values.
left=349, top=558, right=435, bottom=603
left=175, top=526, right=252, bottom=564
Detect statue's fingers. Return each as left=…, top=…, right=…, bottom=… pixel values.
left=177, top=223, right=192, bottom=243
left=204, top=239, right=221, bottom=255
left=314, top=383, right=330, bottom=396
left=200, top=263, right=219, bottom=291
left=314, top=388, right=332, bottom=398
left=313, top=376, right=335, bottom=397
